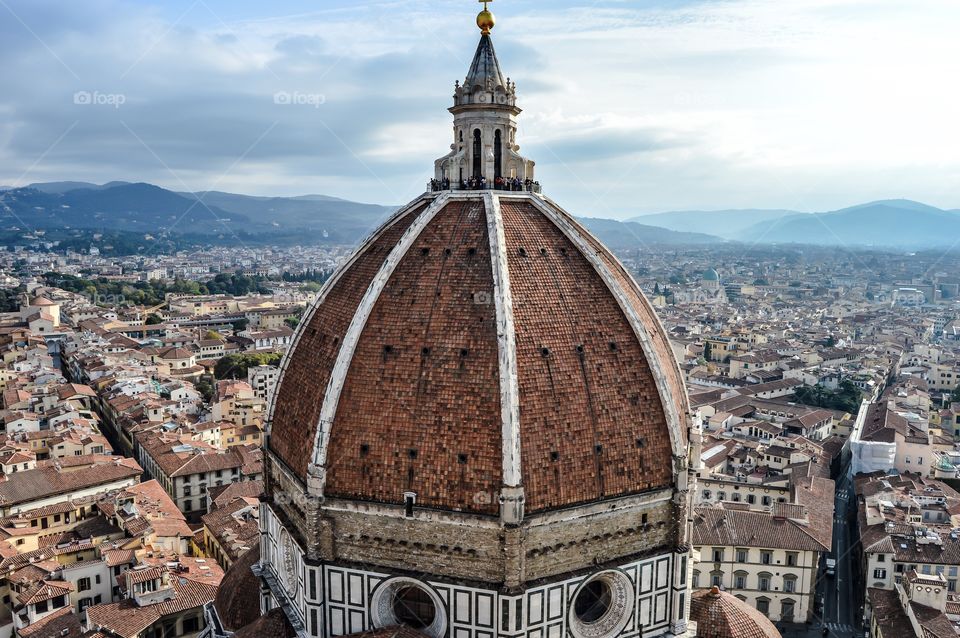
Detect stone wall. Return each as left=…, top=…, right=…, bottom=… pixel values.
left=523, top=498, right=678, bottom=582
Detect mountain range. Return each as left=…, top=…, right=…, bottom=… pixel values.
left=0, top=181, right=396, bottom=245
left=632, top=199, right=960, bottom=248
left=0, top=181, right=723, bottom=249
left=629, top=209, right=798, bottom=239
left=1, top=181, right=956, bottom=250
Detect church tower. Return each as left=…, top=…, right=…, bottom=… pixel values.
left=434, top=1, right=535, bottom=186
left=216, top=4, right=698, bottom=638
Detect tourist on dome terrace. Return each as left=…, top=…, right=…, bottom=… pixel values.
left=428, top=176, right=541, bottom=192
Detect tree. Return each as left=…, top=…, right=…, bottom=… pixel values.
left=205, top=330, right=223, bottom=340
left=703, top=341, right=713, bottom=361
left=0, top=286, right=25, bottom=312
left=825, top=335, right=836, bottom=347
left=214, top=352, right=284, bottom=380
left=195, top=375, right=215, bottom=403
left=283, top=306, right=306, bottom=331
left=793, top=381, right=862, bottom=413
left=231, top=318, right=249, bottom=333
left=653, top=282, right=661, bottom=295
left=145, top=313, right=164, bottom=325
left=951, top=385, right=960, bottom=404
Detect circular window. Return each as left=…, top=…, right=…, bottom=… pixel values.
left=371, top=578, right=447, bottom=638
left=393, top=585, right=436, bottom=629
left=568, top=571, right=634, bottom=638
left=574, top=580, right=612, bottom=623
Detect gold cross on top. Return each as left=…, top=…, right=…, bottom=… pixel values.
left=476, top=0, right=495, bottom=34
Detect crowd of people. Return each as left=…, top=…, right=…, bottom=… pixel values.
left=428, top=176, right=542, bottom=193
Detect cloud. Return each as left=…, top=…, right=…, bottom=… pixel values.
left=0, top=0, right=958, bottom=215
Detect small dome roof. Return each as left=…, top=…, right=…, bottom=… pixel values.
left=214, top=546, right=262, bottom=632
left=690, top=587, right=781, bottom=638
left=702, top=268, right=720, bottom=282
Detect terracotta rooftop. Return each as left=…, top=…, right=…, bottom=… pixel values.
left=85, top=572, right=218, bottom=638
left=866, top=588, right=914, bottom=636
left=233, top=607, right=297, bottom=638
left=0, top=459, right=142, bottom=507
left=692, top=504, right=830, bottom=552
left=268, top=193, right=688, bottom=515
left=16, top=579, right=72, bottom=606
left=214, top=545, right=261, bottom=632
left=690, top=586, right=781, bottom=638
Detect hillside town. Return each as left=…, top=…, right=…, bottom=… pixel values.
left=0, top=238, right=958, bottom=638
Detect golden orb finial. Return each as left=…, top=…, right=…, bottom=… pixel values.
left=477, top=0, right=495, bottom=35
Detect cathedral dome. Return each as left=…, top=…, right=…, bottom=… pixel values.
left=249, top=8, right=697, bottom=638
left=266, top=192, right=689, bottom=516
left=690, top=587, right=782, bottom=638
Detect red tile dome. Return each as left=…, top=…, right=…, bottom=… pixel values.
left=690, top=587, right=782, bottom=638
left=266, top=192, right=689, bottom=516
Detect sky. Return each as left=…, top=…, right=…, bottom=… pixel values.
left=1, top=0, right=959, bottom=218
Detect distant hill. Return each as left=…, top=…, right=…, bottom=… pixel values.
left=0, top=183, right=247, bottom=234
left=27, top=181, right=129, bottom=194
left=4, top=182, right=949, bottom=249
left=629, top=209, right=798, bottom=239
left=181, top=190, right=395, bottom=244
left=1, top=181, right=720, bottom=248
left=579, top=218, right=723, bottom=248
left=739, top=200, right=960, bottom=247
left=0, top=181, right=396, bottom=244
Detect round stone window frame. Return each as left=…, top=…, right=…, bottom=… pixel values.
left=278, top=527, right=300, bottom=598
left=568, top=570, right=635, bottom=638
left=370, top=577, right=448, bottom=638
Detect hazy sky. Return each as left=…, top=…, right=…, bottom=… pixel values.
left=1, top=0, right=958, bottom=218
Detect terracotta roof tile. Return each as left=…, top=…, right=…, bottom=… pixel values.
left=84, top=574, right=217, bottom=638
left=232, top=607, right=297, bottom=638
left=269, top=194, right=688, bottom=515
left=269, top=202, right=427, bottom=477
left=690, top=587, right=781, bottom=638
left=16, top=606, right=82, bottom=637
left=213, top=545, right=261, bottom=631
left=0, top=460, right=141, bottom=508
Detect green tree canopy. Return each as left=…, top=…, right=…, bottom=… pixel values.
left=793, top=381, right=862, bottom=413
left=214, top=352, right=284, bottom=380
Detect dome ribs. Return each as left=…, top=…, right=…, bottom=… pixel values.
left=268, top=192, right=687, bottom=519
left=268, top=201, right=428, bottom=479
left=545, top=196, right=690, bottom=452
left=324, top=200, right=502, bottom=514
left=498, top=199, right=673, bottom=513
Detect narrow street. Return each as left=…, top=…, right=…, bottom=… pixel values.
left=778, top=460, right=860, bottom=638
left=821, top=460, right=858, bottom=636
